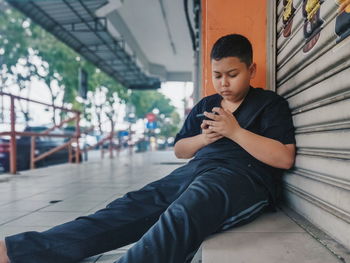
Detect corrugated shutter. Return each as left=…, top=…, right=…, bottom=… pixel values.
left=276, top=0, right=350, bottom=250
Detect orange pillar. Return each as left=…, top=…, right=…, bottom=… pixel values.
left=201, top=0, right=267, bottom=96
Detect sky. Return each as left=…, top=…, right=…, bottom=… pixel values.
left=160, top=81, right=194, bottom=118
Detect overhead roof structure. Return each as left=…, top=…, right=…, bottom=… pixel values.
left=7, top=0, right=195, bottom=89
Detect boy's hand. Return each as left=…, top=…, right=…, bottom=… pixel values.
left=203, top=107, right=242, bottom=140
left=200, top=121, right=223, bottom=145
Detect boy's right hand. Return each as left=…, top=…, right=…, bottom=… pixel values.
left=200, top=121, right=223, bottom=145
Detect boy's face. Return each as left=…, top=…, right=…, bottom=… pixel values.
left=211, top=57, right=256, bottom=102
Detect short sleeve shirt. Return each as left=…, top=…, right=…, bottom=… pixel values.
left=174, top=87, right=296, bottom=204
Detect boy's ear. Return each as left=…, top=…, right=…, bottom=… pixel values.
left=249, top=63, right=257, bottom=79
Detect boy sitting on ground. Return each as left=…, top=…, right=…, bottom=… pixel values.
left=0, top=34, right=295, bottom=263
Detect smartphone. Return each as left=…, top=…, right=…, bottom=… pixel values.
left=196, top=112, right=218, bottom=120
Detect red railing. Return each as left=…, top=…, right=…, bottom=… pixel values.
left=0, top=91, right=81, bottom=174
left=0, top=92, right=120, bottom=174
left=77, top=124, right=117, bottom=159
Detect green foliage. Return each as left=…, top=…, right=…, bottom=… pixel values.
left=0, top=6, right=39, bottom=123
left=159, top=111, right=181, bottom=138
left=129, top=89, right=180, bottom=138
left=87, top=67, right=128, bottom=102
left=130, top=90, right=175, bottom=118
left=32, top=27, right=80, bottom=105
left=0, top=7, right=30, bottom=73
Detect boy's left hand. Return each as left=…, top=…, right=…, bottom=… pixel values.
left=203, top=107, right=242, bottom=140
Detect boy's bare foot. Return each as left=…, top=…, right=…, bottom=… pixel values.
left=0, top=241, right=10, bottom=263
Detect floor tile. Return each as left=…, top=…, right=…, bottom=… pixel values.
left=0, top=226, right=49, bottom=239
left=2, top=211, right=83, bottom=227
left=225, top=210, right=305, bottom=233
left=0, top=199, right=52, bottom=211
left=203, top=232, right=342, bottom=263
left=0, top=211, right=30, bottom=225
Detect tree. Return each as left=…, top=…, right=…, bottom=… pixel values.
left=30, top=25, right=81, bottom=124
left=0, top=6, right=30, bottom=74
left=0, top=5, right=39, bottom=123
left=129, top=90, right=175, bottom=119
left=86, top=68, right=129, bottom=134
left=159, top=111, right=181, bottom=139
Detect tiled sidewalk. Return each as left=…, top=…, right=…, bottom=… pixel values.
left=0, top=150, right=201, bottom=262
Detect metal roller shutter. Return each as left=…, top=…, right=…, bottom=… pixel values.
left=276, top=0, right=350, bottom=250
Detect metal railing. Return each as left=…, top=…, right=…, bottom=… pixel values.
left=80, top=123, right=117, bottom=159
left=0, top=92, right=121, bottom=174
left=0, top=91, right=81, bottom=174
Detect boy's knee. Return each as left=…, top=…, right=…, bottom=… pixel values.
left=190, top=172, right=233, bottom=199
left=166, top=175, right=233, bottom=220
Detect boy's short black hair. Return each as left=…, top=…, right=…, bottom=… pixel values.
left=210, top=34, right=253, bottom=66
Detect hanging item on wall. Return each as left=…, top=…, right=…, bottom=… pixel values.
left=283, top=0, right=296, bottom=37
left=335, top=0, right=350, bottom=43
left=302, top=0, right=324, bottom=52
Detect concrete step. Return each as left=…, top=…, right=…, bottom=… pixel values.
left=202, top=209, right=346, bottom=263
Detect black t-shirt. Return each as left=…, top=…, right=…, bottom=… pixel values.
left=174, top=86, right=296, bottom=206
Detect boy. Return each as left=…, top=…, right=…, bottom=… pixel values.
left=0, top=34, right=296, bottom=263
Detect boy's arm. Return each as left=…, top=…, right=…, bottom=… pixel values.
left=229, top=129, right=295, bottom=169
left=204, top=108, right=296, bottom=169
left=174, top=135, right=205, bottom=159
left=174, top=122, right=223, bottom=159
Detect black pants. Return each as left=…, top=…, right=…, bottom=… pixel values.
left=5, top=163, right=270, bottom=263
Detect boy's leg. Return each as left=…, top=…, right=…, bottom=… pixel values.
left=4, top=165, right=197, bottom=263
left=116, top=168, right=270, bottom=263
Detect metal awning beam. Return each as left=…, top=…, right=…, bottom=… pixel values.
left=7, top=0, right=160, bottom=88
left=68, top=18, right=107, bottom=33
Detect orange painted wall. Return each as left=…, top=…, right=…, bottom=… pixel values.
left=201, top=0, right=267, bottom=96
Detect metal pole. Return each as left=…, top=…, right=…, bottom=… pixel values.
left=9, top=96, right=17, bottom=174
left=75, top=112, right=81, bottom=163
left=109, top=120, right=114, bottom=159
left=68, top=143, right=72, bottom=163
left=128, top=123, right=133, bottom=155
left=0, top=88, right=4, bottom=123
left=30, top=136, right=36, bottom=169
